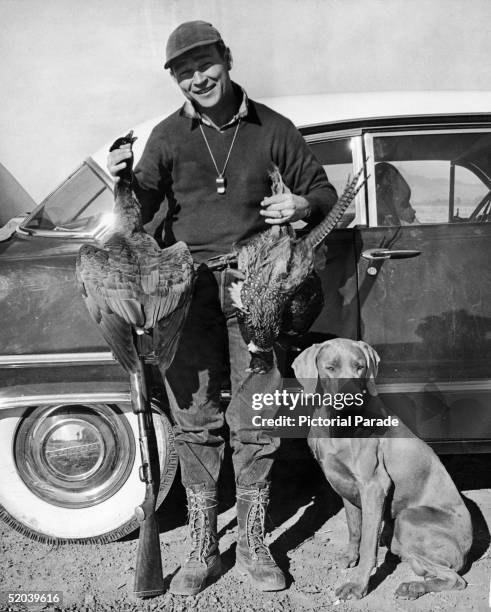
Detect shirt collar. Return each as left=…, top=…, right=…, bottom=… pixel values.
left=181, top=83, right=250, bottom=132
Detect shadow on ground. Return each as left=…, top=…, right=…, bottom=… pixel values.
left=123, top=422, right=491, bottom=596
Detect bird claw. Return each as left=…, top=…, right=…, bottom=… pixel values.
left=247, top=352, right=274, bottom=374
left=246, top=366, right=267, bottom=374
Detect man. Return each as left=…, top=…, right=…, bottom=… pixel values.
left=108, top=20, right=337, bottom=596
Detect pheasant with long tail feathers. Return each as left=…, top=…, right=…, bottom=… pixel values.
left=230, top=166, right=365, bottom=373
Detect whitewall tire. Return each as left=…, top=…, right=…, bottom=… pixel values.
left=0, top=402, right=177, bottom=544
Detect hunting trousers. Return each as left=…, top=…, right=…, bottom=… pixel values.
left=164, top=264, right=282, bottom=488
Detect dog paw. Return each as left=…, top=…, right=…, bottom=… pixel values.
left=335, top=581, right=366, bottom=600
left=395, top=581, right=427, bottom=600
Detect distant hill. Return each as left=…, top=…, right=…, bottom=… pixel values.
left=404, top=171, right=487, bottom=205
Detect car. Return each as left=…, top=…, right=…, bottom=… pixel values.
left=1, top=90, right=491, bottom=543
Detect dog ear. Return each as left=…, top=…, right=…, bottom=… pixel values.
left=356, top=341, right=380, bottom=396
left=292, top=343, right=324, bottom=394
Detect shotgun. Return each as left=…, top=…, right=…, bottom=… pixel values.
left=130, top=352, right=165, bottom=598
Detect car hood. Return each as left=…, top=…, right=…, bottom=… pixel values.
left=0, top=231, right=83, bottom=261
left=0, top=163, right=36, bottom=226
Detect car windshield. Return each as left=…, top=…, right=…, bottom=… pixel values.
left=23, top=163, right=114, bottom=233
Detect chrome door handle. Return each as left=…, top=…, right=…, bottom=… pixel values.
left=362, top=248, right=421, bottom=260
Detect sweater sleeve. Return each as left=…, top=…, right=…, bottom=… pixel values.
left=133, top=125, right=172, bottom=225
left=272, top=117, right=338, bottom=222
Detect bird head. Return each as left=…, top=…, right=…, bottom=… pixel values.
left=109, top=130, right=138, bottom=181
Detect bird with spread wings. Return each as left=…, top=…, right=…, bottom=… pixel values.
left=77, top=131, right=195, bottom=598
left=76, top=131, right=195, bottom=374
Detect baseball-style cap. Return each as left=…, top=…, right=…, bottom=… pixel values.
left=164, top=21, right=223, bottom=69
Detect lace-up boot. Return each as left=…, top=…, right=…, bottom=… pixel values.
left=236, top=483, right=286, bottom=591
left=169, top=484, right=222, bottom=595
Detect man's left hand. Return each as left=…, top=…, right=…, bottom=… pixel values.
left=260, top=194, right=311, bottom=224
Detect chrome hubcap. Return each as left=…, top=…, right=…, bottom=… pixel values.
left=15, top=404, right=135, bottom=508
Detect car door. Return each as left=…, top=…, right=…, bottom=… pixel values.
left=356, top=127, right=491, bottom=447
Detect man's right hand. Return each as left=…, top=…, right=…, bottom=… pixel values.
left=107, top=144, right=133, bottom=182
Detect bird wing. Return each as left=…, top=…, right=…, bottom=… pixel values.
left=153, top=302, right=192, bottom=372
left=140, top=240, right=195, bottom=327
left=246, top=233, right=293, bottom=289
left=139, top=241, right=195, bottom=371
left=77, top=239, right=194, bottom=373
left=76, top=243, right=140, bottom=373
left=238, top=226, right=294, bottom=282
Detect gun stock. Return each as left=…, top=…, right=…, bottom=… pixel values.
left=130, top=363, right=164, bottom=598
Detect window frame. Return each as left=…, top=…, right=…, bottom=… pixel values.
left=363, top=127, right=491, bottom=228
left=304, top=130, right=367, bottom=226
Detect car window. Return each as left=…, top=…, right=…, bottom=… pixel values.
left=308, top=138, right=355, bottom=227
left=453, top=164, right=490, bottom=220
left=24, top=164, right=113, bottom=233
left=368, top=131, right=491, bottom=226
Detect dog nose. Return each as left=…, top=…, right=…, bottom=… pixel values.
left=338, top=379, right=365, bottom=395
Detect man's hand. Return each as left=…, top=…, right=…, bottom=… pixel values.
left=107, top=143, right=133, bottom=183
left=260, top=193, right=311, bottom=224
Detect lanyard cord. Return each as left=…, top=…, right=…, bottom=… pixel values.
left=199, top=119, right=241, bottom=178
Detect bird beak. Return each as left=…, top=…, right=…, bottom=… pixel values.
left=125, top=130, right=138, bottom=145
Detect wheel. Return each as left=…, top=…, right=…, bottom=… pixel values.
left=0, top=402, right=177, bottom=544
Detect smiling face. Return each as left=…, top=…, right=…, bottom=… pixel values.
left=170, top=43, right=234, bottom=113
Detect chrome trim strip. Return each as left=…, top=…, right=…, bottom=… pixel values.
left=368, top=126, right=491, bottom=138
left=377, top=380, right=491, bottom=394
left=0, top=352, right=116, bottom=366
left=304, top=128, right=363, bottom=142
left=18, top=228, right=95, bottom=239
left=363, top=134, right=378, bottom=226
left=351, top=135, right=367, bottom=226
left=0, top=392, right=131, bottom=411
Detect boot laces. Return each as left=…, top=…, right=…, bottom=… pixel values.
left=186, top=489, right=217, bottom=563
left=238, top=487, right=274, bottom=563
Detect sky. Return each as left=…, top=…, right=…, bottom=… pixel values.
left=2, top=0, right=491, bottom=202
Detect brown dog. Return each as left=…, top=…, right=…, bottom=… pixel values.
left=292, top=338, right=472, bottom=600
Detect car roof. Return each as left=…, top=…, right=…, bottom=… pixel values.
left=91, top=90, right=491, bottom=171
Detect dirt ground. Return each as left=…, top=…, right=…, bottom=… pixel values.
left=1, top=444, right=491, bottom=612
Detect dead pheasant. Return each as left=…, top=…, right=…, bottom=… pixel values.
left=230, top=166, right=364, bottom=373
left=76, top=131, right=195, bottom=374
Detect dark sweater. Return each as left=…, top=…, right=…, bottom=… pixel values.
left=133, top=95, right=337, bottom=263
